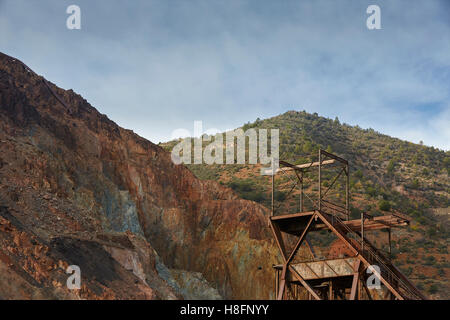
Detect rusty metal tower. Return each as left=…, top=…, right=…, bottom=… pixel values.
left=268, top=149, right=426, bottom=300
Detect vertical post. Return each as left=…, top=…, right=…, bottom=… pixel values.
left=300, top=170, right=303, bottom=212
left=275, top=268, right=279, bottom=299
left=346, top=164, right=350, bottom=221
left=329, top=280, right=333, bottom=300
left=318, top=149, right=321, bottom=211
left=361, top=212, right=364, bottom=253
left=271, top=157, right=274, bottom=216
left=358, top=279, right=361, bottom=300
left=388, top=228, right=392, bottom=258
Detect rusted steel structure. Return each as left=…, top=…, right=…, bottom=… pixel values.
left=269, top=149, right=426, bottom=300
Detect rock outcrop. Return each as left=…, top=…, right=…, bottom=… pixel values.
left=0, top=52, right=279, bottom=299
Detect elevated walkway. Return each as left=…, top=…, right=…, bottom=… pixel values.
left=268, top=150, right=426, bottom=300
left=271, top=210, right=409, bottom=235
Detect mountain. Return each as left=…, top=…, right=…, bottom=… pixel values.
left=0, top=52, right=279, bottom=299
left=1, top=51, right=448, bottom=300
left=162, top=111, right=449, bottom=298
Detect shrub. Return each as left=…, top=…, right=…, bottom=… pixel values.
left=423, top=256, right=436, bottom=266
left=402, top=266, right=413, bottom=276
left=378, top=200, right=391, bottom=211
left=366, top=186, right=377, bottom=198
left=387, top=160, right=395, bottom=175
left=350, top=207, right=361, bottom=219
left=274, top=191, right=286, bottom=202
left=227, top=179, right=266, bottom=203
left=410, top=179, right=420, bottom=189
left=428, top=284, right=438, bottom=294
left=354, top=169, right=363, bottom=179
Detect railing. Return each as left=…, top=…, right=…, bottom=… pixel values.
left=321, top=209, right=425, bottom=300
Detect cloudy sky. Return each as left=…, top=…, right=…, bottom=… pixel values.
left=1, top=0, right=449, bottom=149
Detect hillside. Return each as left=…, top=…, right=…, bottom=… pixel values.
left=162, top=110, right=450, bottom=298
left=0, top=50, right=447, bottom=299
left=0, top=52, right=279, bottom=299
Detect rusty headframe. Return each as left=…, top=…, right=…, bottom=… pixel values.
left=268, top=149, right=426, bottom=300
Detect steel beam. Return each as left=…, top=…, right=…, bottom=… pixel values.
left=276, top=159, right=335, bottom=173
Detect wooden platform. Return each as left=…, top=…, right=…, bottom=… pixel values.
left=274, top=257, right=358, bottom=281
left=270, top=211, right=409, bottom=235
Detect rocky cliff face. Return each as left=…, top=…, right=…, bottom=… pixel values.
left=0, top=52, right=279, bottom=299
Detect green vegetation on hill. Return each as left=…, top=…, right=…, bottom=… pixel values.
left=162, top=110, right=450, bottom=298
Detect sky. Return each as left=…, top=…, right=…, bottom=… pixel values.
left=0, top=0, right=449, bottom=150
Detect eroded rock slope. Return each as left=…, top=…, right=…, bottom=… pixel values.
left=0, top=52, right=278, bottom=299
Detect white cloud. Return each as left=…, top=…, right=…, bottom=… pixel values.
left=0, top=0, right=449, bottom=149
